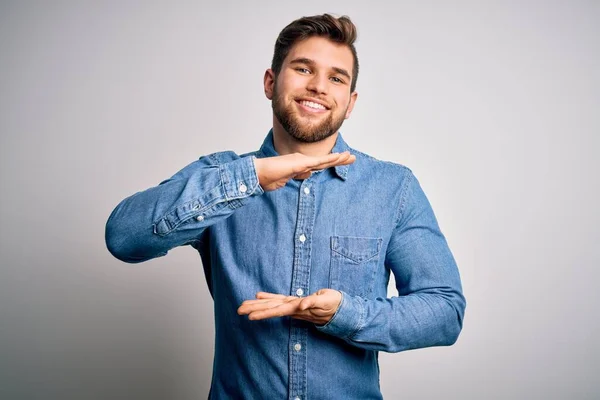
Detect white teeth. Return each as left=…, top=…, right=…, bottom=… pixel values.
left=300, top=100, right=326, bottom=110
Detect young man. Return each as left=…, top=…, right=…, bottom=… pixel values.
left=106, top=14, right=465, bottom=400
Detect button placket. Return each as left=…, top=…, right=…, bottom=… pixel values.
left=288, top=181, right=315, bottom=400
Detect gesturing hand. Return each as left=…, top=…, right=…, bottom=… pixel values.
left=237, top=289, right=342, bottom=325
left=254, top=152, right=355, bottom=191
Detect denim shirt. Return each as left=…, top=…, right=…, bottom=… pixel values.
left=105, top=130, right=466, bottom=400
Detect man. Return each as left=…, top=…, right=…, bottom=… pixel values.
left=106, top=14, right=465, bottom=400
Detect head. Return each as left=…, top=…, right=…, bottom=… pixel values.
left=264, top=14, right=359, bottom=143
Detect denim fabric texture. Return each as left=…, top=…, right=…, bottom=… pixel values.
left=105, top=130, right=466, bottom=400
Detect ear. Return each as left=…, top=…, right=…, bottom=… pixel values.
left=264, top=69, right=275, bottom=100
left=344, top=91, right=358, bottom=119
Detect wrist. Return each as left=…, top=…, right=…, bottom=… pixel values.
left=253, top=157, right=263, bottom=180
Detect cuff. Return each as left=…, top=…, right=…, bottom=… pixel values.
left=316, top=291, right=364, bottom=339
left=219, top=155, right=264, bottom=208
left=153, top=155, right=263, bottom=235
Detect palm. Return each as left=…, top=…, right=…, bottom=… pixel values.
left=255, top=152, right=355, bottom=191
left=238, top=288, right=342, bottom=325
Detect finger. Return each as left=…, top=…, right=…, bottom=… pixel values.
left=311, top=157, right=346, bottom=171
left=333, top=152, right=356, bottom=166
left=240, top=298, right=275, bottom=306
left=311, top=152, right=354, bottom=171
left=337, top=154, right=356, bottom=166
left=303, top=152, right=344, bottom=169
left=238, top=299, right=285, bottom=315
left=238, top=294, right=299, bottom=314
left=258, top=293, right=298, bottom=303
left=317, top=152, right=346, bottom=165
left=256, top=292, right=287, bottom=300
left=248, top=299, right=301, bottom=320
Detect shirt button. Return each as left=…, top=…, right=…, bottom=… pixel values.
left=303, top=187, right=310, bottom=195
left=294, top=397, right=301, bottom=400
left=294, top=343, right=302, bottom=352
left=299, top=234, right=306, bottom=243
left=239, top=183, right=247, bottom=193
left=196, top=215, right=204, bottom=222
left=296, top=288, right=304, bottom=296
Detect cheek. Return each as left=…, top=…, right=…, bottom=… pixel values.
left=283, top=75, right=310, bottom=93
left=334, top=94, right=351, bottom=110
left=276, top=83, right=294, bottom=101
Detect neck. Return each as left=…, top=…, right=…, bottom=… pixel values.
left=271, top=117, right=338, bottom=156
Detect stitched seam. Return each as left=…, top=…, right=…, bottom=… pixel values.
left=218, top=163, right=230, bottom=201
left=396, top=168, right=413, bottom=225
left=347, top=298, right=365, bottom=339
left=331, top=237, right=383, bottom=263
left=331, top=248, right=380, bottom=263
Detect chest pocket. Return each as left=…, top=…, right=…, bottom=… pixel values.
left=329, top=236, right=383, bottom=298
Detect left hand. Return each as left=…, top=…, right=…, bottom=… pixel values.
left=237, top=289, right=342, bottom=325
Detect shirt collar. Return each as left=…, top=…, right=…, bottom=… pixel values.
left=259, top=129, right=350, bottom=181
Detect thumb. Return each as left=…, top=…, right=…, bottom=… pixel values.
left=294, top=171, right=312, bottom=180
left=299, top=295, right=317, bottom=311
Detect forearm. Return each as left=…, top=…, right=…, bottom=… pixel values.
left=317, top=287, right=465, bottom=352
left=105, top=152, right=263, bottom=263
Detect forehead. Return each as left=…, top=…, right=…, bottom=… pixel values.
left=284, top=36, right=354, bottom=73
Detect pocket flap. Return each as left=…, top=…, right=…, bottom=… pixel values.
left=331, top=236, right=382, bottom=263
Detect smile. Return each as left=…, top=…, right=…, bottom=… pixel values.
left=296, top=99, right=329, bottom=113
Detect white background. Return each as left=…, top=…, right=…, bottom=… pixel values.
left=1, top=1, right=598, bottom=399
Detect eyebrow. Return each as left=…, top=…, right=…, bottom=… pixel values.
left=289, top=57, right=352, bottom=81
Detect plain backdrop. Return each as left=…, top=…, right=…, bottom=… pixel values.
left=1, top=1, right=598, bottom=399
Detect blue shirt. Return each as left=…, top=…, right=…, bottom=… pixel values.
left=105, top=130, right=466, bottom=400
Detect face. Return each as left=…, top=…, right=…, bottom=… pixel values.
left=265, top=36, right=358, bottom=143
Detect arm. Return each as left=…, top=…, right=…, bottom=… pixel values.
left=316, top=169, right=466, bottom=352
left=105, top=151, right=263, bottom=263
left=238, top=169, right=466, bottom=353
left=105, top=150, right=356, bottom=263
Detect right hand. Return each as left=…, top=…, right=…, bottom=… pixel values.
left=254, top=151, right=356, bottom=191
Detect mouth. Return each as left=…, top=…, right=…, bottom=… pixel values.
left=295, top=98, right=330, bottom=114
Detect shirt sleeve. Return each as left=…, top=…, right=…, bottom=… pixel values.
left=316, top=169, right=466, bottom=352
left=105, top=151, right=264, bottom=263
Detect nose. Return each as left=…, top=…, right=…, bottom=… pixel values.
left=306, top=73, right=328, bottom=95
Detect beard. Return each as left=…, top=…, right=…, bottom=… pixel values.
left=271, top=84, right=347, bottom=144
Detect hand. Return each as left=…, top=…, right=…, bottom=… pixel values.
left=237, top=289, right=342, bottom=325
left=254, top=152, right=355, bottom=191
